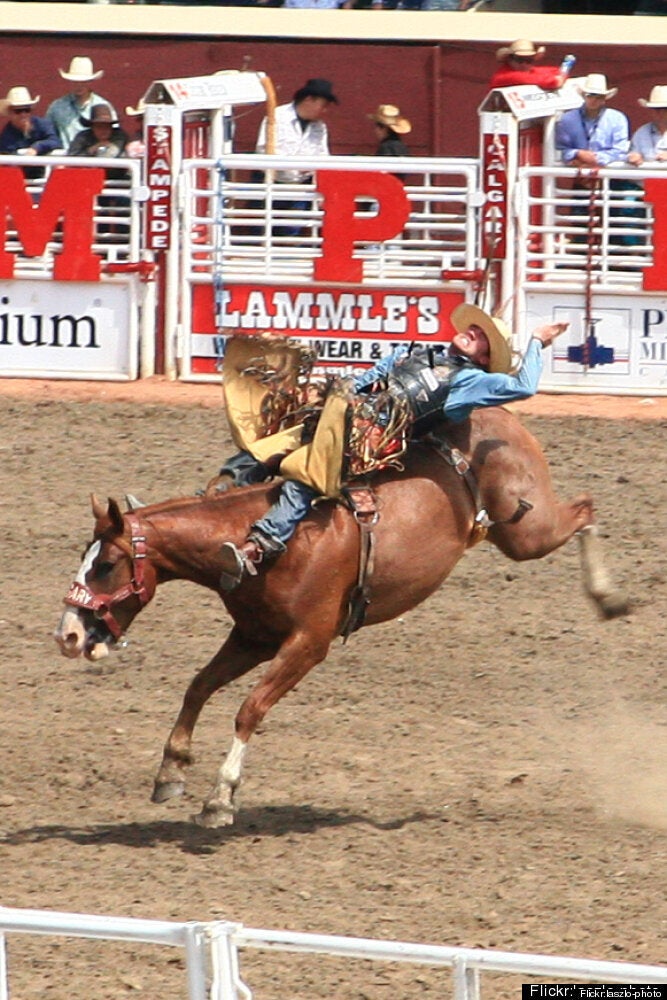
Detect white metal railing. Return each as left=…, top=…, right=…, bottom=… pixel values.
left=181, top=153, right=481, bottom=287
left=514, top=164, right=664, bottom=292
left=0, top=906, right=210, bottom=1000
left=2, top=906, right=666, bottom=1000
left=0, top=154, right=143, bottom=278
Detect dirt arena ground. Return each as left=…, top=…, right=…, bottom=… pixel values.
left=0, top=377, right=666, bottom=999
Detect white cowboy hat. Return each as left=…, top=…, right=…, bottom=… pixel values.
left=450, top=303, right=513, bottom=375
left=578, top=73, right=618, bottom=100
left=0, top=86, right=40, bottom=114
left=638, top=85, right=667, bottom=108
left=367, top=103, right=412, bottom=135
left=495, top=39, right=545, bottom=62
left=59, top=56, right=104, bottom=82
left=125, top=98, right=146, bottom=117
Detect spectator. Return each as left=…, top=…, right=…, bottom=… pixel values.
left=256, top=77, right=337, bottom=179
left=67, top=103, right=130, bottom=241
left=67, top=103, right=128, bottom=159
left=555, top=73, right=629, bottom=167
left=368, top=103, right=411, bottom=158
left=490, top=39, right=566, bottom=92
left=628, top=86, right=667, bottom=165
left=256, top=77, right=338, bottom=235
left=421, top=1, right=473, bottom=10
left=124, top=98, right=146, bottom=159
left=634, top=0, right=667, bottom=13
left=46, top=56, right=117, bottom=150
left=0, top=86, right=60, bottom=160
left=282, top=0, right=344, bottom=6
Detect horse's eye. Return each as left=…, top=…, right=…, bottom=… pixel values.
left=95, top=561, right=114, bottom=578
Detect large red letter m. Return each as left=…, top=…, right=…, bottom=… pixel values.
left=0, top=166, right=105, bottom=281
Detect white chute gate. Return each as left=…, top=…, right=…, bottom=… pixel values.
left=139, top=71, right=276, bottom=378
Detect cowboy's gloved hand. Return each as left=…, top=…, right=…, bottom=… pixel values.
left=532, top=322, right=569, bottom=348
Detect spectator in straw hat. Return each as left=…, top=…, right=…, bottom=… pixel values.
left=0, top=86, right=59, bottom=163
left=628, top=86, right=667, bottom=165
left=368, top=104, right=411, bottom=158
left=124, top=98, right=146, bottom=159
left=490, top=39, right=567, bottom=92
left=46, top=56, right=117, bottom=150
left=555, top=73, right=629, bottom=167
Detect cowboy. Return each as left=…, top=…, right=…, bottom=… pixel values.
left=555, top=73, right=630, bottom=168
left=627, top=85, right=667, bottom=165
left=255, top=77, right=338, bottom=237
left=255, top=77, right=337, bottom=183
left=217, top=307, right=569, bottom=591
left=124, top=98, right=146, bottom=159
left=490, top=39, right=567, bottom=92
left=0, top=86, right=59, bottom=164
left=46, top=56, right=117, bottom=150
left=66, top=103, right=128, bottom=159
left=368, top=104, right=411, bottom=159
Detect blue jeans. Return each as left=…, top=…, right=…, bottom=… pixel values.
left=252, top=479, right=318, bottom=548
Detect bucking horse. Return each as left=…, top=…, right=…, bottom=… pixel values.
left=54, top=406, right=628, bottom=827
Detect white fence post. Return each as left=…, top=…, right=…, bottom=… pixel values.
left=452, top=956, right=480, bottom=1000
left=0, top=931, right=7, bottom=1000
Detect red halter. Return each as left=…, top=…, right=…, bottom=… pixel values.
left=63, top=514, right=153, bottom=640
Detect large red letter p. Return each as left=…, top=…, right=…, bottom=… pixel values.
left=314, top=170, right=410, bottom=283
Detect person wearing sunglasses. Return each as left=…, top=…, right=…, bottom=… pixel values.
left=490, top=39, right=568, bottom=93
left=0, top=86, right=60, bottom=159
left=555, top=73, right=629, bottom=169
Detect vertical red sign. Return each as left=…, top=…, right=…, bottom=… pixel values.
left=481, top=132, right=508, bottom=260
left=145, top=124, right=173, bottom=251
left=642, top=177, right=667, bottom=292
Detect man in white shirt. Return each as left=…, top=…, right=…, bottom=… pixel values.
left=256, top=77, right=338, bottom=235
left=256, top=77, right=337, bottom=181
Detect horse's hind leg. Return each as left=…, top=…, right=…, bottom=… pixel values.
left=194, top=626, right=332, bottom=828
left=492, top=494, right=629, bottom=620
left=152, top=626, right=277, bottom=804
left=578, top=523, right=630, bottom=620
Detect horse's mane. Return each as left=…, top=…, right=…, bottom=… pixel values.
left=124, top=481, right=281, bottom=521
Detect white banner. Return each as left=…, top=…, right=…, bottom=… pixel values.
left=0, top=280, right=138, bottom=380
left=525, top=292, right=667, bottom=395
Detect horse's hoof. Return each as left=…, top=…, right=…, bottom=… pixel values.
left=151, top=780, right=185, bottom=803
left=192, top=804, right=235, bottom=828
left=599, top=591, right=631, bottom=620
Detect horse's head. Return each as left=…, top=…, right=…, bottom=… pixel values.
left=54, top=495, right=157, bottom=661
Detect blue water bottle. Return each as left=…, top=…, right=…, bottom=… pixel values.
left=560, top=54, right=576, bottom=77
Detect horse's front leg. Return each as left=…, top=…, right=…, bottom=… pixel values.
left=194, top=627, right=332, bottom=828
left=152, top=627, right=276, bottom=804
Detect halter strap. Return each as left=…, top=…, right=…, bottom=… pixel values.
left=63, top=513, right=153, bottom=639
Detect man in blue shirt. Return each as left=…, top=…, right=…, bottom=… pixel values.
left=218, top=305, right=568, bottom=591
left=0, top=86, right=59, bottom=157
left=555, top=73, right=629, bottom=168
left=627, top=85, right=667, bottom=165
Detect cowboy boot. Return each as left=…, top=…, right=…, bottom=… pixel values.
left=219, top=532, right=285, bottom=592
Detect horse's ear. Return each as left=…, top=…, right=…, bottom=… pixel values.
left=107, top=497, right=125, bottom=535
left=90, top=494, right=125, bottom=536
left=91, top=493, right=106, bottom=521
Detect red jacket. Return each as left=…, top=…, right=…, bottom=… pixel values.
left=490, top=64, right=563, bottom=92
